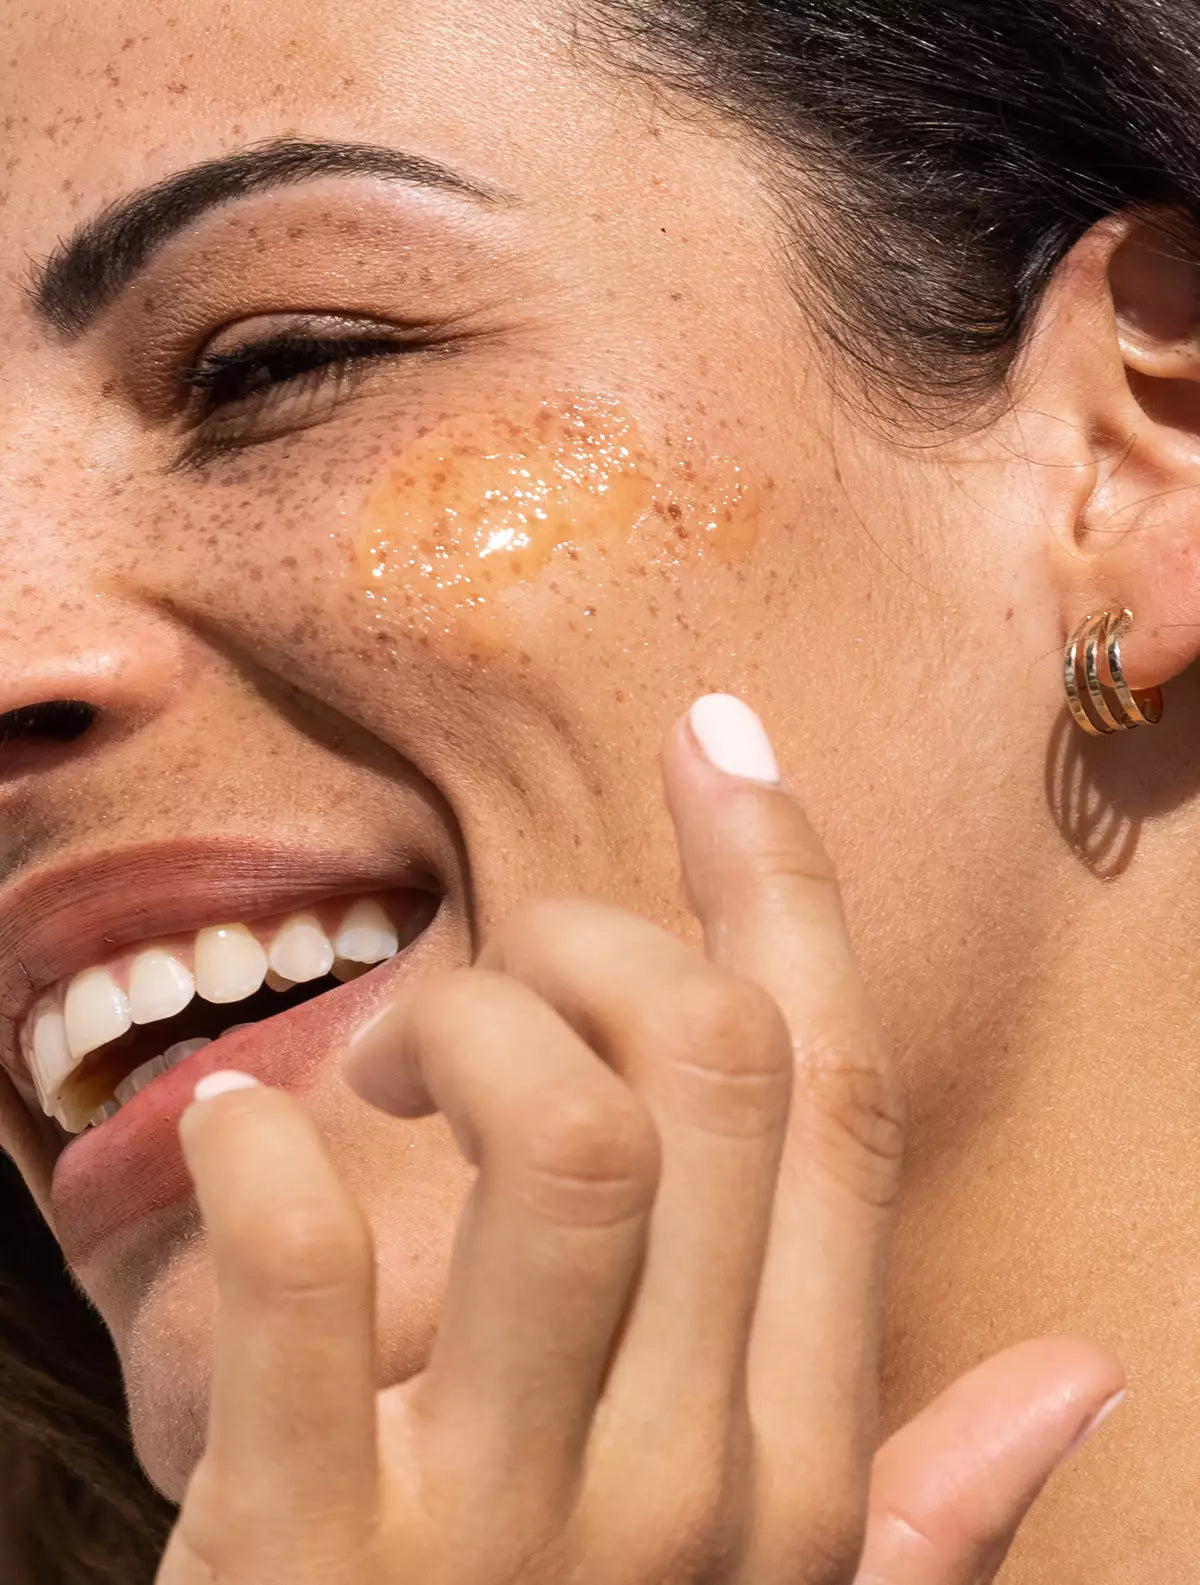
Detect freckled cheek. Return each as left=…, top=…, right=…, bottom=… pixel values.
left=115, top=391, right=766, bottom=699
left=347, top=392, right=763, bottom=654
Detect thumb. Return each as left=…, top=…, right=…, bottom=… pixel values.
left=856, top=1337, right=1125, bottom=1584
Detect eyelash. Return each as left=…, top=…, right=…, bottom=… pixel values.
left=173, top=332, right=405, bottom=464
left=179, top=333, right=402, bottom=409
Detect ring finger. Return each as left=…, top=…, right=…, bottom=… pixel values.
left=478, top=901, right=794, bottom=1470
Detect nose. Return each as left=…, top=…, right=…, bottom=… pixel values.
left=0, top=699, right=98, bottom=780
left=0, top=633, right=185, bottom=789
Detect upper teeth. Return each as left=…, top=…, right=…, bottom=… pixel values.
left=21, top=895, right=403, bottom=1124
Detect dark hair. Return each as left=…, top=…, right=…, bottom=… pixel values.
left=582, top=0, right=1200, bottom=415
left=0, top=1153, right=175, bottom=1584
left=7, top=3, right=1200, bottom=1579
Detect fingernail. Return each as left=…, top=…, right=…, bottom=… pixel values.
left=688, top=694, right=781, bottom=785
left=192, top=1070, right=259, bottom=1102
left=1064, top=1390, right=1126, bottom=1461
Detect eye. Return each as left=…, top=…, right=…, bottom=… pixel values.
left=179, top=332, right=402, bottom=413
left=168, top=320, right=421, bottom=469
left=168, top=308, right=463, bottom=470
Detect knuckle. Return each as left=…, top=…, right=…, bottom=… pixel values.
left=864, top=1495, right=942, bottom=1563
left=798, top=1029, right=907, bottom=1210
left=405, top=966, right=492, bottom=1048
left=497, top=895, right=592, bottom=958
left=519, top=1087, right=660, bottom=1227
left=747, top=833, right=844, bottom=903
left=666, top=970, right=793, bottom=1137
left=234, top=1202, right=373, bottom=1300
left=673, top=970, right=792, bottom=1080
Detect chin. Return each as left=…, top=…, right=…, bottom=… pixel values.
left=113, top=1154, right=458, bottom=1502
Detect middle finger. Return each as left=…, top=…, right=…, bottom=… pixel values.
left=478, top=899, right=794, bottom=1453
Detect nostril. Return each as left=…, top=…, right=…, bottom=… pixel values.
left=0, top=700, right=98, bottom=745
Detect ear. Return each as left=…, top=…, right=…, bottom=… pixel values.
left=1012, top=209, right=1200, bottom=691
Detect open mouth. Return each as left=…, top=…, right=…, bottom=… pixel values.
left=18, top=888, right=437, bottom=1134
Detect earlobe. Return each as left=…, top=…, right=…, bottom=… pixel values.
left=1063, top=609, right=1165, bottom=737
left=1019, top=210, right=1200, bottom=695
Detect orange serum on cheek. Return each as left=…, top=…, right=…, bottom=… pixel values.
left=351, top=393, right=762, bottom=642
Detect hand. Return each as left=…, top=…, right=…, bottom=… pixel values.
left=157, top=694, right=1124, bottom=1585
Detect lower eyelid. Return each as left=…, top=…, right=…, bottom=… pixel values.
left=170, top=354, right=397, bottom=471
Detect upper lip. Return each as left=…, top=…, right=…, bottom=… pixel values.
left=0, top=836, right=440, bottom=1089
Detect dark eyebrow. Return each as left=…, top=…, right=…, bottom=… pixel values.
left=29, top=137, right=508, bottom=339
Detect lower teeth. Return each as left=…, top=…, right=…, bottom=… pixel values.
left=76, top=954, right=387, bottom=1131
left=84, top=1036, right=216, bottom=1129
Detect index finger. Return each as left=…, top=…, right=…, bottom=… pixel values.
left=661, top=696, right=904, bottom=1479
left=175, top=1074, right=381, bottom=1570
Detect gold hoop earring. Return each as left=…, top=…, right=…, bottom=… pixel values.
left=1063, top=609, right=1164, bottom=736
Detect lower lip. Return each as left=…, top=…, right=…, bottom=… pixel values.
left=50, top=945, right=418, bottom=1267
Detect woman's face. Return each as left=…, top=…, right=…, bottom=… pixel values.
left=0, top=0, right=1170, bottom=1570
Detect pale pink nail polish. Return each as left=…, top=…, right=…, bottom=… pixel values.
left=688, top=694, right=781, bottom=785
left=193, top=1070, right=259, bottom=1102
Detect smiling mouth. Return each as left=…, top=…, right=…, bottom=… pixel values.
left=18, top=887, right=437, bottom=1134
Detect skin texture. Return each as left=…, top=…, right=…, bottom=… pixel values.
left=150, top=726, right=1122, bottom=1585
left=3, top=0, right=1200, bottom=1578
